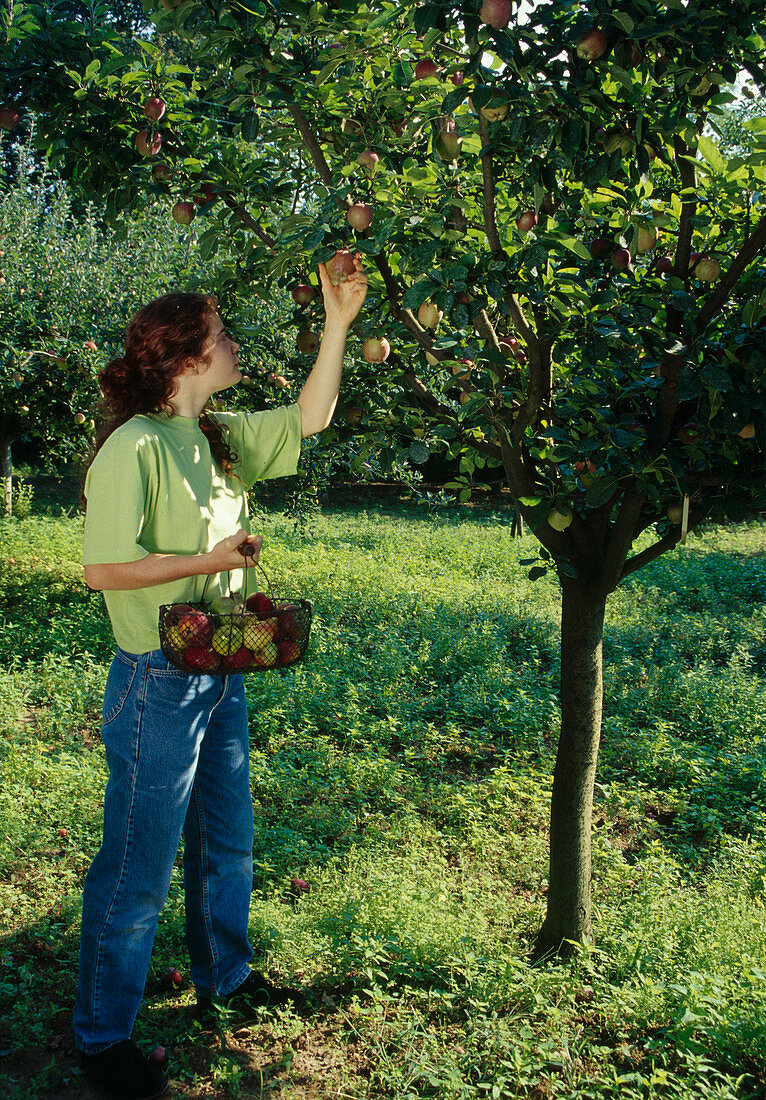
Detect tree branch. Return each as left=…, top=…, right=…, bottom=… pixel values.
left=600, top=489, right=645, bottom=593
left=655, top=135, right=697, bottom=446
left=401, top=371, right=501, bottom=460
left=620, top=528, right=683, bottom=579
left=478, top=114, right=504, bottom=257
left=695, top=213, right=766, bottom=333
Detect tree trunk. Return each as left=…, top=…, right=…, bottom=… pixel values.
left=534, top=578, right=606, bottom=957
left=1, top=436, right=12, bottom=517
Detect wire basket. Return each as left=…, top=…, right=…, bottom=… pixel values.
left=158, top=548, right=311, bottom=675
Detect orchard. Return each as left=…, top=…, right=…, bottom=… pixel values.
left=1, top=0, right=765, bottom=954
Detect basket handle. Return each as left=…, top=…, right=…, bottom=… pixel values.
left=199, top=539, right=272, bottom=607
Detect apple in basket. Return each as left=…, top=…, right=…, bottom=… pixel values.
left=275, top=602, right=302, bottom=640
left=250, top=631, right=279, bottom=668
left=278, top=638, right=302, bottom=665
left=184, top=645, right=220, bottom=672
left=226, top=646, right=253, bottom=670
left=211, top=621, right=245, bottom=656
left=245, top=591, right=275, bottom=617
left=176, top=609, right=213, bottom=646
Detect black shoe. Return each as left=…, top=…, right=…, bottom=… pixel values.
left=195, top=969, right=307, bottom=1024
left=80, top=1040, right=168, bottom=1100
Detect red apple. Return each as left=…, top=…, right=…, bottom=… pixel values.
left=176, top=610, right=213, bottom=646
left=362, top=337, right=391, bottom=363
left=268, top=372, right=289, bottom=388
left=192, top=182, right=215, bottom=206
left=226, top=646, right=252, bottom=670
left=276, top=603, right=301, bottom=639
left=59, top=827, right=69, bottom=838
left=151, top=163, right=173, bottom=183
left=414, top=58, right=439, bottom=80
left=655, top=255, right=673, bottom=275
left=611, top=247, right=632, bottom=270
left=74, top=412, right=87, bottom=425
left=0, top=107, right=19, bottom=130
left=290, top=876, right=310, bottom=894
left=161, top=967, right=184, bottom=990
left=347, top=203, right=373, bottom=231
left=325, top=249, right=356, bottom=286
left=143, top=97, right=166, bottom=122
left=576, top=29, right=608, bottom=60
left=292, top=283, right=315, bottom=306
left=279, top=639, right=303, bottom=665
left=245, top=591, right=276, bottom=617
left=136, top=129, right=162, bottom=157
left=150, top=1046, right=168, bottom=1065
left=296, top=329, right=320, bottom=354
left=185, top=643, right=222, bottom=671
left=449, top=71, right=465, bottom=86
left=356, top=150, right=380, bottom=174
left=171, top=202, right=196, bottom=226
left=688, top=252, right=703, bottom=270
left=414, top=59, right=439, bottom=81
left=480, top=0, right=512, bottom=30
left=589, top=236, right=613, bottom=258
left=695, top=256, right=721, bottom=282
left=84, top=340, right=98, bottom=351
left=516, top=210, right=538, bottom=233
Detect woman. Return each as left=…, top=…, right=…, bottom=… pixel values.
left=75, top=256, right=367, bottom=1100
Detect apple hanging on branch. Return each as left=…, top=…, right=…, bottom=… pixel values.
left=296, top=329, right=320, bottom=355
left=143, top=97, right=166, bottom=122
left=136, top=130, right=162, bottom=157
left=417, top=300, right=443, bottom=329
left=325, top=249, right=356, bottom=286
left=356, top=150, right=381, bottom=175
left=480, top=0, right=512, bottom=30
left=347, top=203, right=373, bottom=231
left=516, top=210, right=539, bottom=234
left=171, top=202, right=196, bottom=226
left=362, top=337, right=391, bottom=363
left=414, top=58, right=440, bottom=80
left=576, top=28, right=608, bottom=60
left=695, top=256, right=721, bottom=282
left=292, top=283, right=316, bottom=306
left=0, top=106, right=19, bottom=130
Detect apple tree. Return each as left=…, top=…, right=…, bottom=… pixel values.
left=3, top=0, right=765, bottom=953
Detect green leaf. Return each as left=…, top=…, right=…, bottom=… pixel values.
left=697, top=135, right=726, bottom=174
left=584, top=476, right=619, bottom=508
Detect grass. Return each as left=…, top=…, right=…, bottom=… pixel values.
left=1, top=500, right=765, bottom=1098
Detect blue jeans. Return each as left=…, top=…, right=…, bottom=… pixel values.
left=74, top=648, right=255, bottom=1053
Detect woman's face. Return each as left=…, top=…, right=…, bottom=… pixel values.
left=199, top=312, right=241, bottom=392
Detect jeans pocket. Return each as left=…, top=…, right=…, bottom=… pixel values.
left=102, top=651, right=139, bottom=727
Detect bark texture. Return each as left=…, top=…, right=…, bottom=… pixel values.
left=534, top=579, right=606, bottom=957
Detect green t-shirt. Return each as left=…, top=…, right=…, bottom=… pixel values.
left=83, top=404, right=302, bottom=654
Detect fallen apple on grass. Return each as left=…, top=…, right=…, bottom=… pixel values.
left=161, top=967, right=184, bottom=991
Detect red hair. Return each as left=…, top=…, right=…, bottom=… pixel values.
left=88, top=292, right=237, bottom=475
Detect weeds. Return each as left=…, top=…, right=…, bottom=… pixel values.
left=1, top=506, right=765, bottom=1097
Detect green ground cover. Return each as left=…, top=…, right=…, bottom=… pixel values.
left=1, top=503, right=765, bottom=1098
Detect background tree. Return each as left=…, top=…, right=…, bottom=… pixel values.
left=1, top=0, right=764, bottom=953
